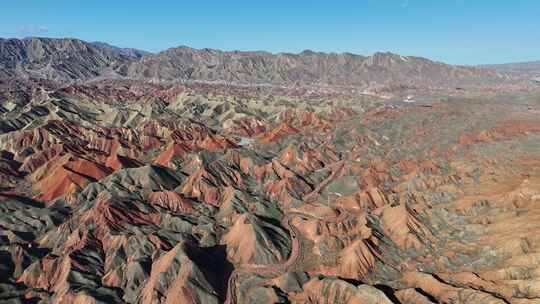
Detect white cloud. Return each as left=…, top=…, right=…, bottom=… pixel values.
left=17, top=25, right=49, bottom=35
left=1, top=25, right=49, bottom=37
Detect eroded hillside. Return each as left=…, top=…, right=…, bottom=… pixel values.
left=2, top=77, right=540, bottom=303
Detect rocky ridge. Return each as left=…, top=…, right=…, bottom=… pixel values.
left=1, top=40, right=540, bottom=303
left=2, top=37, right=536, bottom=93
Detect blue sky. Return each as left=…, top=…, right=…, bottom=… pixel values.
left=0, top=0, right=538, bottom=64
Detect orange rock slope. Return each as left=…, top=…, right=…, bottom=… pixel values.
left=2, top=78, right=540, bottom=303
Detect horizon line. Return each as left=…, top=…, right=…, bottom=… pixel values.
left=1, top=35, right=537, bottom=67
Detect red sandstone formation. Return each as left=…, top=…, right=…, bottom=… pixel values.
left=2, top=73, right=540, bottom=304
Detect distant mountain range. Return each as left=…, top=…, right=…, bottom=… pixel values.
left=480, top=62, right=540, bottom=83
left=0, top=37, right=536, bottom=89
left=0, top=37, right=137, bottom=82
left=117, top=46, right=514, bottom=89
left=89, top=41, right=151, bottom=59
left=480, top=61, right=540, bottom=73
